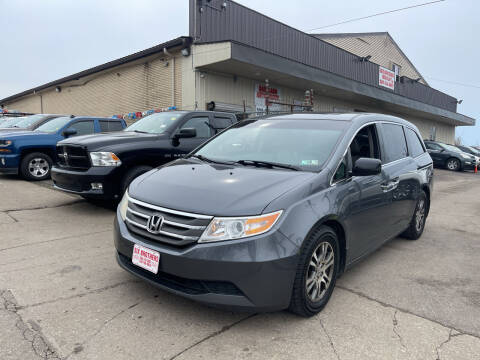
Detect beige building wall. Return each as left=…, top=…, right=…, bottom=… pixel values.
left=4, top=52, right=184, bottom=117
left=198, top=70, right=454, bottom=143
left=318, top=34, right=427, bottom=85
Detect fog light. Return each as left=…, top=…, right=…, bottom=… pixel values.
left=91, top=183, right=103, bottom=190
left=0, top=158, right=5, bottom=165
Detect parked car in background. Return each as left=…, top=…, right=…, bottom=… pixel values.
left=0, top=114, right=63, bottom=133
left=0, top=116, right=126, bottom=180
left=52, top=111, right=237, bottom=202
left=455, top=144, right=480, bottom=163
left=115, top=113, right=433, bottom=316
left=0, top=117, right=26, bottom=129
left=424, top=140, right=476, bottom=171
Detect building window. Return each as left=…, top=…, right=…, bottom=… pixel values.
left=392, top=63, right=401, bottom=80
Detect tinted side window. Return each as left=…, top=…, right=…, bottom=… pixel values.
left=333, top=156, right=348, bottom=183
left=381, top=123, right=408, bottom=163
left=213, top=117, right=234, bottom=133
left=425, top=142, right=442, bottom=151
left=181, top=117, right=211, bottom=138
left=405, top=128, right=425, bottom=158
left=66, top=121, right=95, bottom=136
left=99, top=120, right=124, bottom=132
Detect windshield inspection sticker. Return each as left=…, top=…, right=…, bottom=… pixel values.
left=301, top=160, right=319, bottom=166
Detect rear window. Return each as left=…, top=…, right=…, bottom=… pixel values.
left=404, top=127, right=425, bottom=158
left=381, top=123, right=408, bottom=163
left=99, top=120, right=124, bottom=132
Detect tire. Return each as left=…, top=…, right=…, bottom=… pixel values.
left=401, top=190, right=428, bottom=240
left=446, top=158, right=461, bottom=172
left=289, top=225, right=339, bottom=317
left=120, top=166, right=153, bottom=196
left=20, top=152, right=53, bottom=181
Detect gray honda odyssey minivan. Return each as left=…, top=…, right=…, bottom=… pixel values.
left=114, top=113, right=433, bottom=316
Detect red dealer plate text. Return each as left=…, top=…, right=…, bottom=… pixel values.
left=132, top=244, right=160, bottom=274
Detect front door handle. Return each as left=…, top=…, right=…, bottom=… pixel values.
left=381, top=178, right=400, bottom=192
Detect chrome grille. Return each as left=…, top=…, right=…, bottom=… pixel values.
left=125, top=197, right=212, bottom=247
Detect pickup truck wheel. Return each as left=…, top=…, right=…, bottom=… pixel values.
left=20, top=152, right=53, bottom=181
left=121, top=166, right=153, bottom=195
left=289, top=226, right=339, bottom=317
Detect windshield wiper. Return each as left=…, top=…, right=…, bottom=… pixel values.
left=189, top=154, right=233, bottom=165
left=132, top=130, right=149, bottom=134
left=235, top=160, right=300, bottom=171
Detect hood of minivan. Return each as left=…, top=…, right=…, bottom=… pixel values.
left=59, top=131, right=163, bottom=150
left=129, top=159, right=315, bottom=216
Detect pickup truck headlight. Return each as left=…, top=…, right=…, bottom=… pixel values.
left=118, top=191, right=129, bottom=221
left=199, top=210, right=282, bottom=243
left=89, top=152, right=122, bottom=167
left=0, top=140, right=12, bottom=147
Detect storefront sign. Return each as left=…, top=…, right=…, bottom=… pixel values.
left=379, top=66, right=395, bottom=90
left=255, top=83, right=282, bottom=113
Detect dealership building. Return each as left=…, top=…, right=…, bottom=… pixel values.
left=1, top=0, right=475, bottom=143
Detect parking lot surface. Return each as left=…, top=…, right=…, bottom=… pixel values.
left=1, top=169, right=479, bottom=360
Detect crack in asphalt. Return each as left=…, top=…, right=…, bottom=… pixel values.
left=319, top=319, right=340, bottom=360
left=0, top=229, right=112, bottom=253
left=336, top=285, right=480, bottom=340
left=63, top=300, right=143, bottom=359
left=168, top=314, right=258, bottom=360
left=1, top=289, right=60, bottom=359
left=392, top=310, right=408, bottom=354
left=18, top=279, right=141, bottom=310
left=1, top=199, right=85, bottom=214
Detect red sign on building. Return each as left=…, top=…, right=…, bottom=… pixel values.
left=379, top=66, right=395, bottom=91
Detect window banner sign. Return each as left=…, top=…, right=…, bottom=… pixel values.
left=379, top=66, right=395, bottom=91
left=255, top=83, right=282, bottom=113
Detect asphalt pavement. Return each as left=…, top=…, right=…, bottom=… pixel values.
left=0, top=170, right=479, bottom=360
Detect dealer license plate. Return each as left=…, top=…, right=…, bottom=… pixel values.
left=132, top=244, right=160, bottom=274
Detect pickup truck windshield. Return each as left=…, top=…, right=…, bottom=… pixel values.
left=195, top=119, right=347, bottom=172
left=125, top=113, right=181, bottom=134
left=0, top=117, right=25, bottom=128
left=35, top=116, right=71, bottom=133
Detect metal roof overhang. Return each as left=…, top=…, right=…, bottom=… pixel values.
left=0, top=37, right=191, bottom=105
left=195, top=41, right=475, bottom=127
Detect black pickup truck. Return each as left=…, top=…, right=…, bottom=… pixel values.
left=51, top=111, right=237, bottom=201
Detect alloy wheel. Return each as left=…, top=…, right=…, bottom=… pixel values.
left=447, top=159, right=459, bottom=171
left=415, top=199, right=426, bottom=232
left=305, top=241, right=335, bottom=302
left=28, top=158, right=50, bottom=178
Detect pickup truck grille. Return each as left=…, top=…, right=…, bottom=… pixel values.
left=57, top=145, right=90, bottom=171
left=125, top=197, right=212, bottom=247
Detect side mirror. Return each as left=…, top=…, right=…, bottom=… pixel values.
left=175, top=128, right=196, bottom=139
left=352, top=158, right=382, bottom=176
left=62, top=128, right=77, bottom=137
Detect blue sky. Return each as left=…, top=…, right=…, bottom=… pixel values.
left=1, top=0, right=478, bottom=145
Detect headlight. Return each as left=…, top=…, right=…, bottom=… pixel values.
left=199, top=210, right=282, bottom=243
left=460, top=153, right=470, bottom=159
left=0, top=140, right=12, bottom=147
left=89, top=152, right=122, bottom=167
left=118, top=191, right=129, bottom=221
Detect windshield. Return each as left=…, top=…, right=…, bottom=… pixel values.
left=194, top=119, right=347, bottom=172
left=11, top=115, right=48, bottom=128
left=0, top=117, right=25, bottom=128
left=443, top=144, right=463, bottom=153
left=125, top=112, right=183, bottom=134
left=465, top=146, right=480, bottom=155
left=35, top=116, right=71, bottom=133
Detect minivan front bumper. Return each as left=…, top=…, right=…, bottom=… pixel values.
left=114, top=210, right=299, bottom=312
